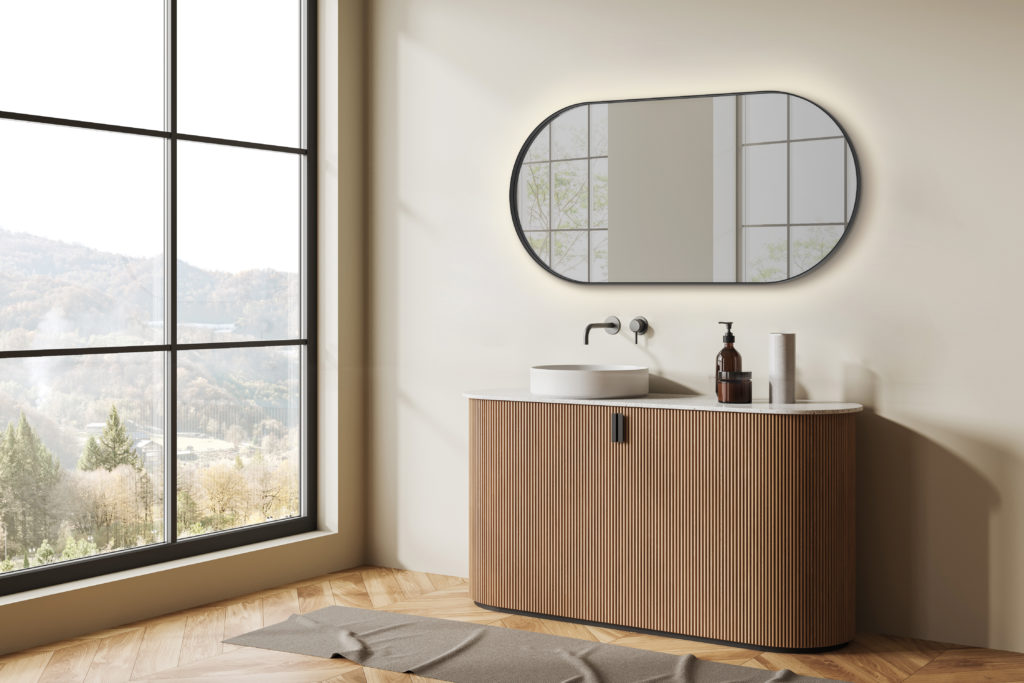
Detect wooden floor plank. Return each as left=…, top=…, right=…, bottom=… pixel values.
left=855, top=632, right=957, bottom=677
left=329, top=573, right=373, bottom=610
left=37, top=640, right=99, bottom=683
left=262, top=589, right=301, bottom=627
left=374, top=588, right=504, bottom=626
left=748, top=632, right=960, bottom=683
left=177, top=608, right=226, bottom=668
left=131, top=615, right=187, bottom=679
left=0, top=650, right=55, bottom=683
left=391, top=569, right=435, bottom=599
left=493, top=614, right=555, bottom=635
left=582, top=624, right=631, bottom=643
left=298, top=581, right=334, bottom=614
left=362, top=670, right=419, bottom=683
left=904, top=647, right=1024, bottom=682
left=424, top=572, right=465, bottom=591
left=83, top=629, right=144, bottom=683
left=221, top=598, right=264, bottom=654
left=318, top=669, right=368, bottom=683
left=361, top=569, right=404, bottom=608
left=531, top=617, right=601, bottom=642
left=749, top=633, right=939, bottom=683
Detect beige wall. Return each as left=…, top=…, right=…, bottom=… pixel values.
left=608, top=98, right=714, bottom=282
left=0, top=0, right=367, bottom=655
left=368, top=0, right=1024, bottom=651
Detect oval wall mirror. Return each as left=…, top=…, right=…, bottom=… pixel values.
left=511, top=91, right=860, bottom=284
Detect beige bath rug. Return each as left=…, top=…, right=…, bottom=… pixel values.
left=226, top=605, right=845, bottom=682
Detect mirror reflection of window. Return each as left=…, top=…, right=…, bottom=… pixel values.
left=517, top=104, right=609, bottom=282
left=739, top=94, right=853, bottom=282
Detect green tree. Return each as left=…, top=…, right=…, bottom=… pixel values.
left=80, top=436, right=103, bottom=470
left=73, top=406, right=156, bottom=550
left=0, top=414, right=62, bottom=566
left=36, top=538, right=54, bottom=565
left=60, top=534, right=99, bottom=562
left=176, top=485, right=202, bottom=535
left=78, top=405, right=141, bottom=472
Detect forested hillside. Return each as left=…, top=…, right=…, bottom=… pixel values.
left=0, top=229, right=300, bottom=573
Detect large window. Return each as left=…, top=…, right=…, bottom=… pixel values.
left=0, top=0, right=316, bottom=594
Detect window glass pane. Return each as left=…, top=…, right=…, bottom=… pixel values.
left=550, top=106, right=588, bottom=160
left=789, top=96, right=841, bottom=140
left=590, top=230, right=609, bottom=282
left=552, top=160, right=588, bottom=230
left=178, top=0, right=301, bottom=146
left=742, top=143, right=787, bottom=225
left=176, top=346, right=300, bottom=538
left=790, top=225, right=844, bottom=276
left=517, top=164, right=550, bottom=230
left=0, top=120, right=164, bottom=351
left=589, top=104, right=608, bottom=157
left=743, top=226, right=788, bottom=283
left=590, top=158, right=609, bottom=228
left=523, top=127, right=549, bottom=163
left=177, top=142, right=300, bottom=343
left=790, top=138, right=845, bottom=224
left=551, top=231, right=589, bottom=281
left=0, top=353, right=164, bottom=575
left=742, top=93, right=787, bottom=144
left=0, top=1, right=164, bottom=129
left=524, top=232, right=550, bottom=266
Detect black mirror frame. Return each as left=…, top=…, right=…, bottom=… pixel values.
left=509, top=90, right=861, bottom=285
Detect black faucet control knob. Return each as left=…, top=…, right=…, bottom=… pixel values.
left=629, top=317, right=649, bottom=344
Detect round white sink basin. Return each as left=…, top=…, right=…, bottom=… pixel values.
left=530, top=364, right=649, bottom=399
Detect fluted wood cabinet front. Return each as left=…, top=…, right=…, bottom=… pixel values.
left=469, top=399, right=856, bottom=651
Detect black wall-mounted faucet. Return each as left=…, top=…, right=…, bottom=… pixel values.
left=584, top=316, right=621, bottom=345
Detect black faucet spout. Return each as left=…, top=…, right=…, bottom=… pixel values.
left=584, top=316, right=621, bottom=345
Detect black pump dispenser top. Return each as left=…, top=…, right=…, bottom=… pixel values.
left=719, top=321, right=735, bottom=343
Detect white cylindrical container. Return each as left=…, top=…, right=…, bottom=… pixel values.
left=768, top=333, right=796, bottom=404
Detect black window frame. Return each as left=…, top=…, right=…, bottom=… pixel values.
left=0, top=0, right=318, bottom=596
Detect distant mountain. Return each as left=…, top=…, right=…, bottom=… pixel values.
left=0, top=228, right=298, bottom=345
left=0, top=229, right=300, bottom=468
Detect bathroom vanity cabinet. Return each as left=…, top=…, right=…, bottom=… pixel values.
left=467, top=393, right=861, bottom=651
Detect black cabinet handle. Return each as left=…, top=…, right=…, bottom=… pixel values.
left=611, top=413, right=626, bottom=443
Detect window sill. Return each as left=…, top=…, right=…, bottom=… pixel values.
left=0, top=528, right=351, bottom=655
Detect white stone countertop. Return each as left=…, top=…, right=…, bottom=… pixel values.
left=464, top=390, right=863, bottom=415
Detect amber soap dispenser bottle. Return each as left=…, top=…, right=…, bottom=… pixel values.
left=716, top=321, right=742, bottom=396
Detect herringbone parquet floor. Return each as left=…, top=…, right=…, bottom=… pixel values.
left=0, top=566, right=1021, bottom=682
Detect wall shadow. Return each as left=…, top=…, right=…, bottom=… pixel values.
left=843, top=365, right=998, bottom=646
left=648, top=375, right=700, bottom=395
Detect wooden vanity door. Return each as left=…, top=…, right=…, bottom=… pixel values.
left=469, top=399, right=855, bottom=650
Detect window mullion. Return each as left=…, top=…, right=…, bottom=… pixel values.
left=301, top=0, right=317, bottom=520
left=164, top=0, right=178, bottom=545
